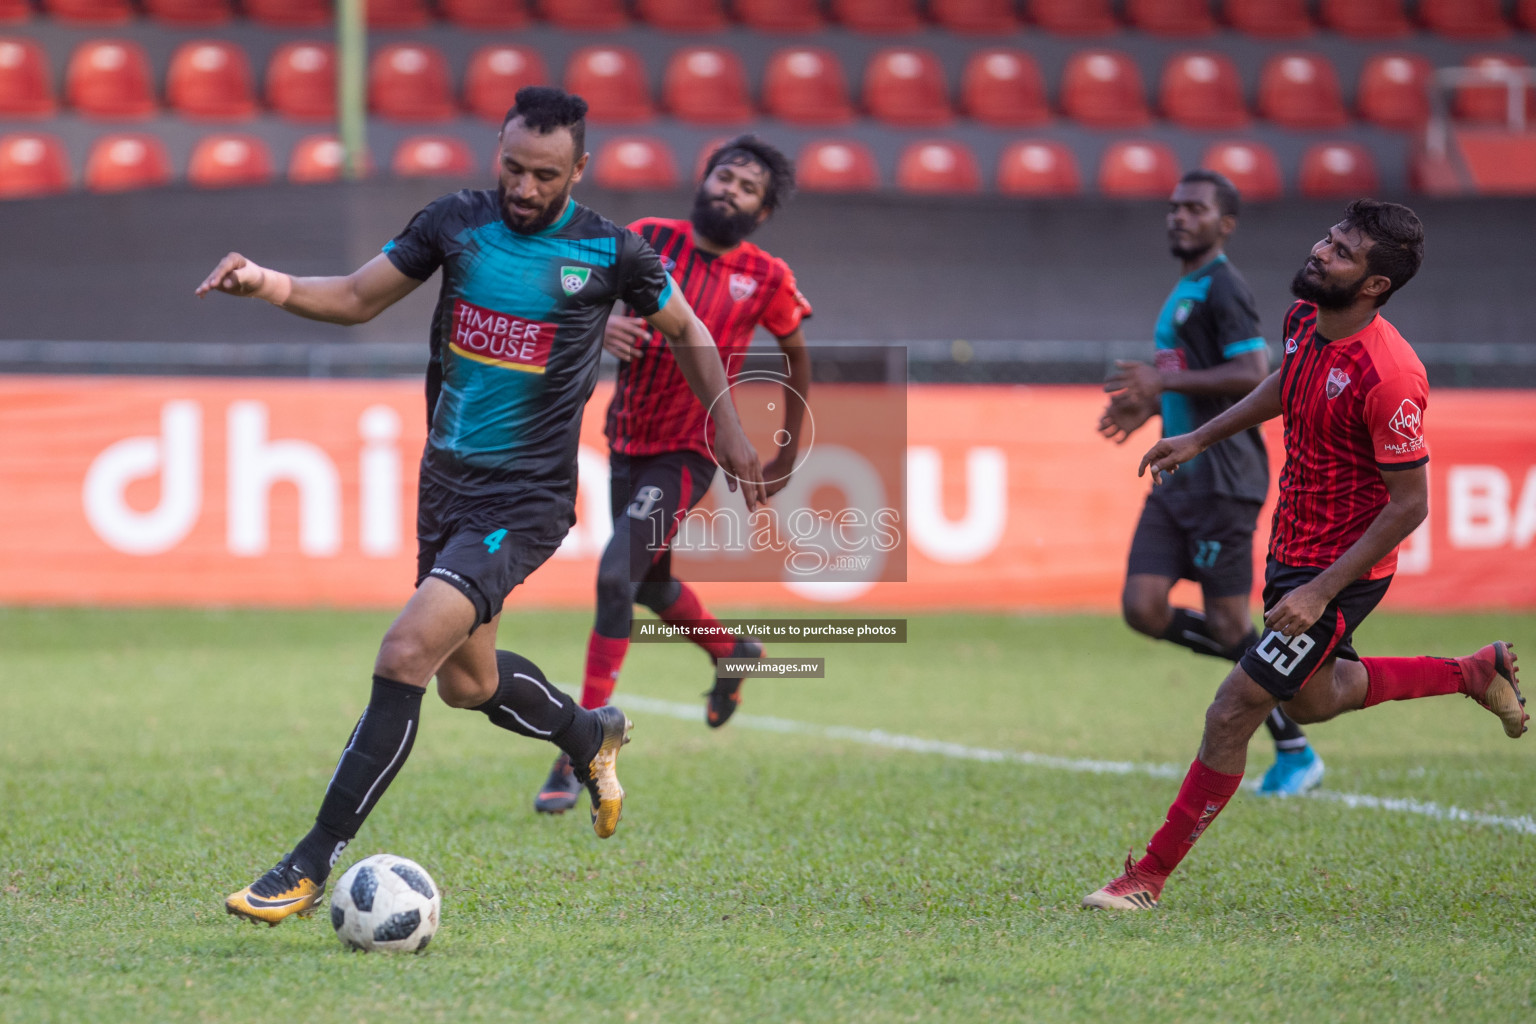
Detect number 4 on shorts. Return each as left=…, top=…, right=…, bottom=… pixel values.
left=483, top=529, right=507, bottom=554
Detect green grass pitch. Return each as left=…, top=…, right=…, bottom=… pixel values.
left=2, top=606, right=1533, bottom=1023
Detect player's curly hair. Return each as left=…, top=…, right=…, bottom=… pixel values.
left=1342, top=198, right=1424, bottom=307
left=503, top=86, right=588, bottom=158
left=701, top=135, right=797, bottom=213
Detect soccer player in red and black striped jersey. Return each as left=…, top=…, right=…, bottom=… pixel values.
left=1084, top=200, right=1526, bottom=911
left=535, top=135, right=812, bottom=814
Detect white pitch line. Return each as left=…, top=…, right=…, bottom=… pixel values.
left=617, top=693, right=1536, bottom=837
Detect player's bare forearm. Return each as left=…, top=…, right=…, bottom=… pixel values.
left=1190, top=369, right=1283, bottom=448
left=774, top=327, right=811, bottom=453
left=195, top=252, right=419, bottom=326
left=1310, top=467, right=1428, bottom=601
left=1162, top=349, right=1270, bottom=398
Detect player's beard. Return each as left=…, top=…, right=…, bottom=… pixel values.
left=1169, top=238, right=1215, bottom=263
left=498, top=178, right=575, bottom=235
left=691, top=191, right=760, bottom=248
left=1290, top=259, right=1368, bottom=311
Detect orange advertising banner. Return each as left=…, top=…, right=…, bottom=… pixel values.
left=1, top=377, right=1532, bottom=612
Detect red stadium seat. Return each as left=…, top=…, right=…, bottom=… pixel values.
left=367, top=0, right=431, bottom=28
left=637, top=0, right=725, bottom=30
left=465, top=45, right=546, bottom=124
left=187, top=133, right=273, bottom=189
left=764, top=48, right=853, bottom=125
left=692, top=134, right=736, bottom=182
left=1160, top=51, right=1248, bottom=129
left=997, top=140, right=1081, bottom=196
left=1062, top=50, right=1150, bottom=128
left=393, top=135, right=475, bottom=178
left=145, top=0, right=234, bottom=24
left=864, top=48, right=952, bottom=127
left=65, top=40, right=156, bottom=119
left=593, top=136, right=679, bottom=190
left=664, top=48, right=752, bottom=124
left=1127, top=0, right=1215, bottom=36
left=896, top=140, right=980, bottom=194
left=1319, top=0, right=1410, bottom=38
left=1419, top=0, right=1510, bottom=38
left=0, top=0, right=30, bottom=21
left=832, top=0, right=922, bottom=33
left=1099, top=140, right=1180, bottom=198
left=1200, top=140, right=1282, bottom=200
left=1298, top=142, right=1378, bottom=198
left=1454, top=54, right=1534, bottom=124
left=1222, top=0, right=1313, bottom=37
left=932, top=0, right=1018, bottom=33
left=167, top=41, right=257, bottom=120
left=244, top=0, right=329, bottom=25
left=42, top=0, right=131, bottom=23
left=1028, top=0, right=1116, bottom=34
left=289, top=134, right=373, bottom=182
left=1520, top=0, right=1536, bottom=32
left=961, top=50, right=1049, bottom=127
left=535, top=0, right=625, bottom=29
left=0, top=38, right=56, bottom=117
left=440, top=0, right=528, bottom=26
left=370, top=44, right=456, bottom=122
left=1357, top=53, right=1432, bottom=129
left=1257, top=52, right=1347, bottom=128
left=797, top=139, right=879, bottom=192
left=0, top=132, right=67, bottom=196
left=565, top=47, right=652, bottom=124
left=85, top=133, right=171, bottom=191
left=737, top=0, right=823, bottom=31
left=267, top=42, right=334, bottom=121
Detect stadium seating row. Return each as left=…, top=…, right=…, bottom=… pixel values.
left=4, top=0, right=1534, bottom=39
left=0, top=128, right=1382, bottom=199
left=3, top=37, right=1531, bottom=129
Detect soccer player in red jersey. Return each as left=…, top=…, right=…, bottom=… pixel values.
left=535, top=135, right=812, bottom=813
left=1084, top=200, right=1527, bottom=911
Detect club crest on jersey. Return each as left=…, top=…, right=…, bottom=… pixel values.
left=1174, top=298, right=1194, bottom=325
left=1325, top=367, right=1351, bottom=400
left=1389, top=398, right=1423, bottom=439
left=729, top=273, right=758, bottom=302
left=1285, top=336, right=1298, bottom=354
left=560, top=266, right=592, bottom=296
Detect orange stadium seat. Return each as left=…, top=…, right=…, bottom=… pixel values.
left=593, top=136, right=679, bottom=190
left=1062, top=50, right=1150, bottom=128
left=370, top=44, right=456, bottom=122
left=764, top=48, right=853, bottom=125
left=1201, top=140, right=1282, bottom=200
left=393, top=135, right=475, bottom=178
left=565, top=47, right=652, bottom=124
left=465, top=45, right=546, bottom=123
left=1454, top=54, right=1534, bottom=123
left=637, top=0, right=725, bottom=30
left=1258, top=52, right=1347, bottom=128
left=1160, top=51, right=1248, bottom=129
left=167, top=41, right=257, bottom=120
left=1127, top=0, right=1215, bottom=36
left=664, top=48, right=753, bottom=124
left=961, top=50, right=1049, bottom=127
left=244, top=0, right=329, bottom=25
left=0, top=38, right=56, bottom=117
left=896, top=140, right=980, bottom=194
left=864, top=48, right=952, bottom=127
left=289, top=134, right=373, bottom=182
left=1099, top=140, right=1180, bottom=197
left=66, top=40, right=156, bottom=119
left=932, top=0, right=1018, bottom=33
left=1223, top=0, right=1313, bottom=37
left=1298, top=142, right=1378, bottom=198
left=1419, top=0, right=1510, bottom=38
left=997, top=140, right=1081, bottom=196
left=0, top=0, right=30, bottom=21
left=797, top=139, right=880, bottom=191
left=535, top=0, right=625, bottom=29
left=1028, top=0, right=1116, bottom=34
left=84, top=133, right=171, bottom=191
left=367, top=0, right=431, bottom=28
left=267, top=42, right=334, bottom=121
left=187, top=133, right=273, bottom=188
left=145, top=0, right=234, bottom=24
left=1319, top=0, right=1410, bottom=38
left=0, top=132, right=68, bottom=197
left=1357, top=53, right=1432, bottom=129
left=737, top=0, right=824, bottom=31
left=42, top=0, right=131, bottom=23
left=440, top=0, right=528, bottom=26
left=833, top=0, right=922, bottom=33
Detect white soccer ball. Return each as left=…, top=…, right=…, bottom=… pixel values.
left=329, top=854, right=441, bottom=953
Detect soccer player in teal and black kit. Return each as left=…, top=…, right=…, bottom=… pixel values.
left=1100, top=170, right=1321, bottom=796
left=198, top=87, right=766, bottom=926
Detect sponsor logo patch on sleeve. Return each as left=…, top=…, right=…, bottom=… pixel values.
left=449, top=299, right=558, bottom=374
left=1383, top=397, right=1426, bottom=455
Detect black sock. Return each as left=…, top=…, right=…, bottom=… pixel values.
left=475, top=650, right=602, bottom=763
left=291, top=675, right=422, bottom=883
left=1157, top=608, right=1230, bottom=659
left=1264, top=707, right=1309, bottom=751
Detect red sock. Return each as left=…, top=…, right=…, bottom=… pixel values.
left=1137, top=759, right=1244, bottom=879
left=1360, top=657, right=1462, bottom=708
left=657, top=583, right=736, bottom=659
left=580, top=632, right=629, bottom=709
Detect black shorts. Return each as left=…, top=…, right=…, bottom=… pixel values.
left=609, top=449, right=717, bottom=584
left=1126, top=490, right=1262, bottom=598
left=1239, top=560, right=1393, bottom=701
left=415, top=478, right=575, bottom=627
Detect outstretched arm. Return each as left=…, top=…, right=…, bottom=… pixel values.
left=1139, top=368, right=1283, bottom=482
left=195, top=252, right=422, bottom=326
left=762, top=326, right=811, bottom=496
